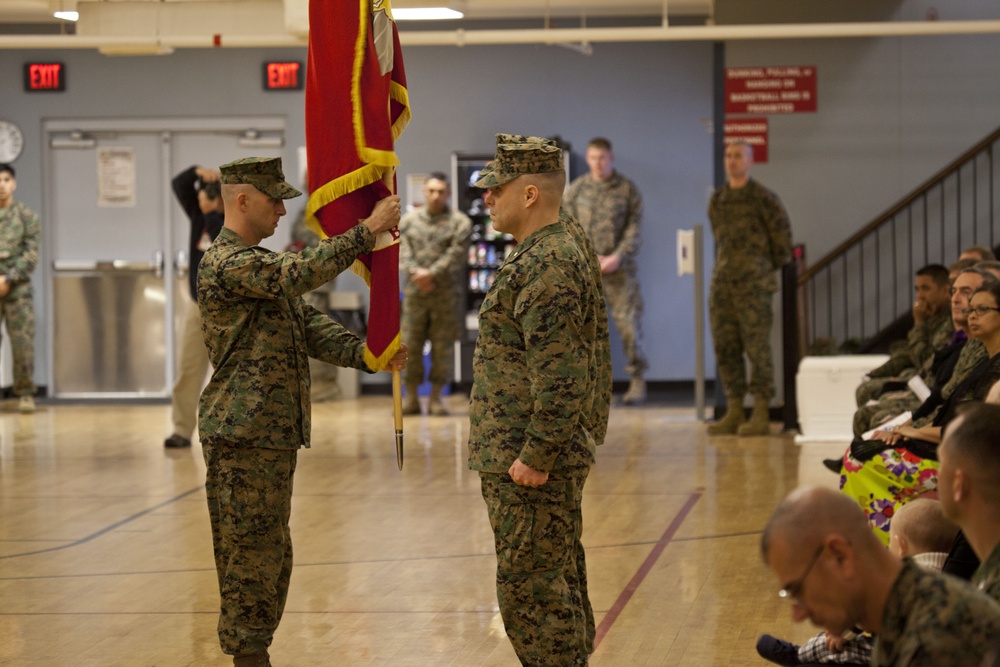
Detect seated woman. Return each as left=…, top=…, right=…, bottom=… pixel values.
left=839, top=281, right=1000, bottom=544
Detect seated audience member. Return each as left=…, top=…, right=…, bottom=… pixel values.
left=961, top=245, right=997, bottom=262
left=853, top=264, right=953, bottom=436
left=756, top=498, right=958, bottom=666
left=761, top=486, right=1000, bottom=666
left=855, top=264, right=952, bottom=405
left=837, top=279, right=1000, bottom=544
left=938, top=402, right=1000, bottom=600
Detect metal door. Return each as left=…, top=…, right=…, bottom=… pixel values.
left=45, top=118, right=286, bottom=398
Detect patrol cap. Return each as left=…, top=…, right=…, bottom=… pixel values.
left=473, top=134, right=563, bottom=189
left=219, top=157, right=302, bottom=199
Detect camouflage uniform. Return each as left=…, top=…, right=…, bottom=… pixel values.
left=974, top=543, right=1000, bottom=602
left=873, top=559, right=1000, bottom=666
left=398, top=205, right=471, bottom=386
left=564, top=169, right=647, bottom=381
left=287, top=208, right=339, bottom=402
left=855, top=311, right=953, bottom=406
left=198, top=158, right=374, bottom=658
left=0, top=199, right=40, bottom=398
left=707, top=178, right=791, bottom=402
left=469, top=135, right=612, bottom=666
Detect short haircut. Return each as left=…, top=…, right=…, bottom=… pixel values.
left=916, top=263, right=950, bottom=286
left=943, top=403, right=1000, bottom=503
left=976, top=260, right=1000, bottom=275
left=427, top=171, right=448, bottom=184
left=0, top=163, right=14, bottom=178
left=889, top=499, right=958, bottom=554
left=587, top=137, right=612, bottom=152
left=964, top=245, right=997, bottom=261
left=958, top=266, right=998, bottom=287
left=951, top=258, right=980, bottom=276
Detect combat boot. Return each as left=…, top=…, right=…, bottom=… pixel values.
left=706, top=398, right=745, bottom=435
left=738, top=398, right=771, bottom=436
left=621, top=378, right=647, bottom=406
left=233, top=651, right=270, bottom=667
left=428, top=384, right=449, bottom=416
left=402, top=384, right=421, bottom=415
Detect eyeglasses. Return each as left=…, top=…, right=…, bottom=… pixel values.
left=778, top=544, right=825, bottom=603
left=962, top=306, right=1000, bottom=317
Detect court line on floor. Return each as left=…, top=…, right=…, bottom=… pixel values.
left=593, top=490, right=702, bottom=649
left=0, top=486, right=204, bottom=560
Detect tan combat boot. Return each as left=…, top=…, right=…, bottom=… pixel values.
left=428, top=384, right=449, bottom=416
left=707, top=398, right=745, bottom=435
left=402, top=384, right=421, bottom=415
left=621, top=378, right=647, bottom=406
left=737, top=398, right=771, bottom=436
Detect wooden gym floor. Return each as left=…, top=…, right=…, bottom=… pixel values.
left=0, top=396, right=845, bottom=666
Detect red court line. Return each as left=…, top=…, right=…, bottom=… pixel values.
left=593, top=491, right=702, bottom=648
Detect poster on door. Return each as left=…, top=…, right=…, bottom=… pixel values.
left=97, top=147, right=137, bottom=207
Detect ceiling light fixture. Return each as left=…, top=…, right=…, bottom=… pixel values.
left=393, top=7, right=464, bottom=21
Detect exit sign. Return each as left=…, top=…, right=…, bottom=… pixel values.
left=24, top=62, right=65, bottom=92
left=263, top=61, right=303, bottom=91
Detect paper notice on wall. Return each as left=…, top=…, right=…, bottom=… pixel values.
left=97, top=147, right=136, bottom=207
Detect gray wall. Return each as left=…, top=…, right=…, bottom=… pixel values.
left=3, top=4, right=1000, bottom=387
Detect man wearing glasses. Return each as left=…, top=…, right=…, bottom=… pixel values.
left=761, top=486, right=1000, bottom=666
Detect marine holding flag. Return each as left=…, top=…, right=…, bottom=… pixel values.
left=304, top=0, right=410, bottom=371
left=198, top=157, right=406, bottom=667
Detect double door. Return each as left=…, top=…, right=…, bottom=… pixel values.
left=44, top=117, right=286, bottom=397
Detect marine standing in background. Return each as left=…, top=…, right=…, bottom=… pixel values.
left=197, top=157, right=405, bottom=667
left=469, top=134, right=612, bottom=666
left=0, top=164, right=40, bottom=413
left=398, top=171, right=471, bottom=415
left=564, top=137, right=648, bottom=405
left=707, top=141, right=792, bottom=436
left=164, top=165, right=225, bottom=448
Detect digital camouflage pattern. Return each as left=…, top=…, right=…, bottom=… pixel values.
left=563, top=168, right=647, bottom=379
left=399, top=205, right=472, bottom=385
left=473, top=133, right=563, bottom=189
left=912, top=339, right=987, bottom=428
left=974, top=542, right=1000, bottom=602
left=198, top=225, right=374, bottom=448
left=0, top=199, right=39, bottom=396
left=198, top=221, right=377, bottom=656
left=707, top=178, right=791, bottom=401
left=856, top=312, right=954, bottom=405
left=481, top=469, right=593, bottom=666
left=203, top=442, right=295, bottom=656
left=468, top=217, right=611, bottom=473
left=469, top=192, right=609, bottom=664
left=874, top=559, right=1000, bottom=666
left=219, top=157, right=302, bottom=200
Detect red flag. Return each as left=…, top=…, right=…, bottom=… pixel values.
left=305, top=0, right=411, bottom=371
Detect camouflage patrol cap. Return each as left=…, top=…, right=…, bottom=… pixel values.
left=219, top=157, right=302, bottom=199
left=473, top=134, right=563, bottom=189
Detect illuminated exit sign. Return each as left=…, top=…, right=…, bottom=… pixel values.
left=24, top=62, right=65, bottom=92
left=263, top=61, right=303, bottom=91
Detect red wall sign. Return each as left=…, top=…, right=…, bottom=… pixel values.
left=263, top=61, right=303, bottom=91
left=24, top=62, right=65, bottom=92
left=725, top=117, right=769, bottom=163
left=725, top=66, right=817, bottom=114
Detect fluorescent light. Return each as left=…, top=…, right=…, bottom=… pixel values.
left=53, top=11, right=79, bottom=21
left=393, top=7, right=463, bottom=21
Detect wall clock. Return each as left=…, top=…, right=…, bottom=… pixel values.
left=0, top=120, right=25, bottom=163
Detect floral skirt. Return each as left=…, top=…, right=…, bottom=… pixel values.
left=838, top=447, right=939, bottom=546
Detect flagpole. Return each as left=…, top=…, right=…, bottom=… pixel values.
left=386, top=166, right=404, bottom=471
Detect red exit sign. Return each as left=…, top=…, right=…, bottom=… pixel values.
left=263, top=61, right=303, bottom=91
left=24, top=62, right=65, bottom=92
